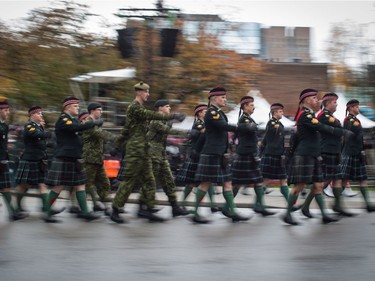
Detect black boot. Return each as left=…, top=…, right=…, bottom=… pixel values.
left=332, top=206, right=355, bottom=217
left=322, top=215, right=340, bottom=224
left=253, top=207, right=276, bottom=217
left=10, top=211, right=28, bottom=221
left=144, top=209, right=165, bottom=222
left=230, top=212, right=251, bottom=222
left=110, top=207, right=126, bottom=224
left=301, top=208, right=314, bottom=218
left=191, top=214, right=211, bottom=224
left=77, top=212, right=101, bottom=222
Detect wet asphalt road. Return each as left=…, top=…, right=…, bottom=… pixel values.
left=1, top=196, right=375, bottom=281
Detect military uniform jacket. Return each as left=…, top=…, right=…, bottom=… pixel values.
left=236, top=112, right=258, bottom=156
left=147, top=119, right=181, bottom=162
left=0, top=121, right=9, bottom=161
left=201, top=105, right=237, bottom=156
left=295, top=106, right=344, bottom=157
left=82, top=116, right=112, bottom=165
left=261, top=117, right=285, bottom=156
left=342, top=114, right=363, bottom=156
left=190, top=119, right=206, bottom=154
left=54, top=112, right=95, bottom=159
left=125, top=100, right=171, bottom=159
left=21, top=120, right=48, bottom=161
left=317, top=108, right=343, bottom=154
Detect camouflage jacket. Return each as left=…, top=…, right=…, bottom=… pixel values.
left=147, top=119, right=182, bottom=162
left=125, top=99, right=173, bottom=158
left=82, top=116, right=112, bottom=165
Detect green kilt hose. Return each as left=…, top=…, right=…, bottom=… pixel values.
left=321, top=153, right=342, bottom=181
left=260, top=154, right=287, bottom=179
left=340, top=154, right=367, bottom=181
left=0, top=162, right=12, bottom=189
left=288, top=155, right=324, bottom=184
left=45, top=158, right=87, bottom=187
left=14, top=160, right=45, bottom=185
left=232, top=155, right=263, bottom=184
left=194, top=154, right=231, bottom=184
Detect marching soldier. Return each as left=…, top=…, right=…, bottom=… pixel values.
left=260, top=103, right=290, bottom=204
left=140, top=99, right=189, bottom=218
left=0, top=97, right=28, bottom=221
left=82, top=102, right=113, bottom=214
left=110, top=82, right=185, bottom=224
left=43, top=96, right=103, bottom=223
left=282, top=89, right=351, bottom=225
left=341, top=99, right=375, bottom=212
left=14, top=106, right=64, bottom=215
left=191, top=86, right=253, bottom=223
left=231, top=96, right=275, bottom=217
left=317, top=93, right=354, bottom=216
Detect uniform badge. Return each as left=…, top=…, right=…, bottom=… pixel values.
left=197, top=125, right=202, bottom=129
left=26, top=125, right=31, bottom=128
left=329, top=116, right=335, bottom=123
left=271, top=121, right=275, bottom=125
left=210, top=110, right=217, bottom=115
left=274, top=124, right=280, bottom=129
left=212, top=114, right=220, bottom=120
left=353, top=121, right=360, bottom=126
left=244, top=119, right=249, bottom=123
left=306, top=114, right=312, bottom=119
left=29, top=127, right=36, bottom=132
left=311, top=118, right=319, bottom=124
left=325, top=114, right=330, bottom=118
left=66, top=120, right=72, bottom=125
left=63, top=118, right=68, bottom=121
left=350, top=118, right=354, bottom=122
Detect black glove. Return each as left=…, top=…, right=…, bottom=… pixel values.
left=43, top=130, right=52, bottom=138
left=172, top=113, right=186, bottom=122
left=93, top=118, right=104, bottom=127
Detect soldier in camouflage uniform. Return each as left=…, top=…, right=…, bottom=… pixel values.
left=110, top=82, right=185, bottom=224
left=82, top=102, right=113, bottom=214
left=14, top=106, right=64, bottom=215
left=0, top=97, right=28, bottom=221
left=341, top=99, right=375, bottom=212
left=43, top=96, right=103, bottom=223
left=140, top=99, right=190, bottom=218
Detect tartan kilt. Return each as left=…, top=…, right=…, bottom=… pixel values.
left=232, top=154, right=263, bottom=185
left=260, top=154, right=287, bottom=179
left=194, top=154, right=231, bottom=184
left=116, top=158, right=127, bottom=181
left=288, top=155, right=324, bottom=184
left=175, top=157, right=199, bottom=185
left=0, top=162, right=12, bottom=189
left=340, top=154, right=367, bottom=181
left=45, top=158, right=87, bottom=187
left=14, top=160, right=45, bottom=185
left=321, top=153, right=342, bottom=181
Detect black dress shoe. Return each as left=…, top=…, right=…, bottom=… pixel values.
left=254, top=207, right=276, bottom=217
left=230, top=212, right=251, bottom=222
left=282, top=213, right=299, bottom=226
left=210, top=206, right=222, bottom=213
left=191, top=214, right=211, bottom=224
left=291, top=205, right=302, bottom=212
left=77, top=212, right=101, bottom=222
left=366, top=205, right=375, bottom=213
left=10, top=212, right=29, bottom=221
left=221, top=208, right=232, bottom=218
left=301, top=208, right=314, bottom=218
left=43, top=215, right=61, bottom=223
left=172, top=206, right=190, bottom=217
left=332, top=206, right=355, bottom=217
left=322, top=215, right=340, bottom=224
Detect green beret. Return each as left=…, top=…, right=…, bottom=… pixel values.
left=134, top=81, right=150, bottom=91
left=154, top=99, right=169, bottom=108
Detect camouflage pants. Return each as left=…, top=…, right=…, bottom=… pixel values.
left=112, top=156, right=156, bottom=209
left=84, top=163, right=111, bottom=201
left=140, top=159, right=177, bottom=204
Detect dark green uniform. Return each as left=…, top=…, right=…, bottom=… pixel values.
left=82, top=116, right=112, bottom=207
left=111, top=100, right=175, bottom=210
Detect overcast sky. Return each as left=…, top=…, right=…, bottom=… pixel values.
left=1, top=0, right=375, bottom=62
